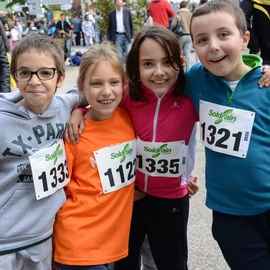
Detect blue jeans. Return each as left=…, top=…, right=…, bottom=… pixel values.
left=178, top=35, right=192, bottom=70
left=115, top=33, right=131, bottom=67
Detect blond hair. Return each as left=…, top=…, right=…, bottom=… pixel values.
left=77, top=43, right=125, bottom=92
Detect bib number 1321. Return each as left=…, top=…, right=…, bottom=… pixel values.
left=199, top=100, right=255, bottom=158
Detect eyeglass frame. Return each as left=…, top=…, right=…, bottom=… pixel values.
left=12, top=68, right=58, bottom=82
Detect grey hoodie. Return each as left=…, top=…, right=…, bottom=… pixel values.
left=0, top=89, right=81, bottom=255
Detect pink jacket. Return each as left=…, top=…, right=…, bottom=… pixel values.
left=121, top=83, right=198, bottom=198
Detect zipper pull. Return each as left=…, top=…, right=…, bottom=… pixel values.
left=228, top=96, right=232, bottom=105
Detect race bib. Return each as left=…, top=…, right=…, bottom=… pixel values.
left=200, top=100, right=255, bottom=158
left=94, top=140, right=136, bottom=194
left=29, top=140, right=70, bottom=200
left=136, top=138, right=188, bottom=177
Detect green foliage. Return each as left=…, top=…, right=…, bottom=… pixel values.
left=45, top=4, right=61, bottom=11
left=126, top=0, right=148, bottom=33
left=93, top=0, right=114, bottom=40
left=0, top=0, right=26, bottom=9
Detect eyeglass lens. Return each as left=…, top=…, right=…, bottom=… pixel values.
left=15, top=68, right=56, bottom=81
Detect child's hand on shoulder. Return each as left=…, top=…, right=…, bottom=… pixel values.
left=259, top=65, right=270, bottom=88
left=134, top=188, right=145, bottom=201
left=65, top=109, right=85, bottom=144
left=187, top=176, right=199, bottom=198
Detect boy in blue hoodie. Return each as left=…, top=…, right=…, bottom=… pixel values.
left=185, top=1, right=270, bottom=269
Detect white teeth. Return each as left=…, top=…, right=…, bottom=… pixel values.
left=153, top=80, right=166, bottom=84
left=100, top=100, right=113, bottom=104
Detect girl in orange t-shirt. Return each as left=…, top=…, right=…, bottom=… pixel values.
left=53, top=44, right=135, bottom=270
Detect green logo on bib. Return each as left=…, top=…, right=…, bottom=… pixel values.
left=111, top=143, right=133, bottom=163
left=144, top=144, right=172, bottom=158
left=209, top=109, right=237, bottom=124
left=45, top=143, right=64, bottom=165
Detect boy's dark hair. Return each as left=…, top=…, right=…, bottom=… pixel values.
left=11, top=34, right=65, bottom=83
left=190, top=0, right=247, bottom=38
left=180, top=1, right=188, bottom=8
left=200, top=0, right=208, bottom=5
left=126, top=25, right=185, bottom=101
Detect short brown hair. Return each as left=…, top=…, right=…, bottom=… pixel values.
left=126, top=25, right=185, bottom=101
left=77, top=43, right=125, bottom=92
left=11, top=34, right=65, bottom=83
left=190, top=0, right=247, bottom=38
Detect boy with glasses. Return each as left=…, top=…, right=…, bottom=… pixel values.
left=0, top=34, right=83, bottom=269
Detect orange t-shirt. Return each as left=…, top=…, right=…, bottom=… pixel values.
left=53, top=107, right=135, bottom=265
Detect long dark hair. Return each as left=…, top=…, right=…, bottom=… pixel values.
left=126, top=25, right=185, bottom=101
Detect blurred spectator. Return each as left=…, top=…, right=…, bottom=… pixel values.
left=15, top=21, right=23, bottom=40
left=82, top=13, right=95, bottom=49
left=85, top=9, right=96, bottom=25
left=4, top=22, right=11, bottom=49
left=0, top=20, right=10, bottom=52
left=53, top=28, right=70, bottom=61
left=172, top=0, right=192, bottom=69
left=149, top=0, right=175, bottom=28
left=56, top=14, right=72, bottom=36
left=10, top=25, right=19, bottom=49
left=23, top=21, right=38, bottom=36
left=72, top=16, right=81, bottom=46
left=240, top=0, right=270, bottom=65
left=0, top=36, right=10, bottom=92
left=39, top=20, right=50, bottom=36
left=0, top=15, right=8, bottom=28
left=48, top=20, right=57, bottom=37
left=71, top=51, right=83, bottom=66
left=145, top=8, right=153, bottom=26
left=33, top=17, right=40, bottom=29
left=107, top=0, right=134, bottom=66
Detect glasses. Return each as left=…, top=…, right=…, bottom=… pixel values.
left=13, top=68, right=57, bottom=82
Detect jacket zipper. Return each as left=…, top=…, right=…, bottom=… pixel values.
left=144, top=97, right=162, bottom=193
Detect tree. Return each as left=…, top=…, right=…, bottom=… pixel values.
left=126, top=0, right=148, bottom=33
left=92, top=0, right=114, bottom=40
left=0, top=0, right=25, bottom=9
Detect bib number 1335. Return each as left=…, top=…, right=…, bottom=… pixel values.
left=199, top=100, right=255, bottom=158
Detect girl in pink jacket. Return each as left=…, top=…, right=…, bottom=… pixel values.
left=114, top=25, right=198, bottom=270
left=66, top=26, right=199, bottom=270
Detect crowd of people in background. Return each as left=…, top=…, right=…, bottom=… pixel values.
left=0, top=0, right=269, bottom=70
left=0, top=9, right=100, bottom=54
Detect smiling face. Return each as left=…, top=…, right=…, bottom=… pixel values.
left=15, top=50, right=64, bottom=114
left=83, top=61, right=123, bottom=121
left=139, top=38, right=179, bottom=97
left=191, top=11, right=250, bottom=81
